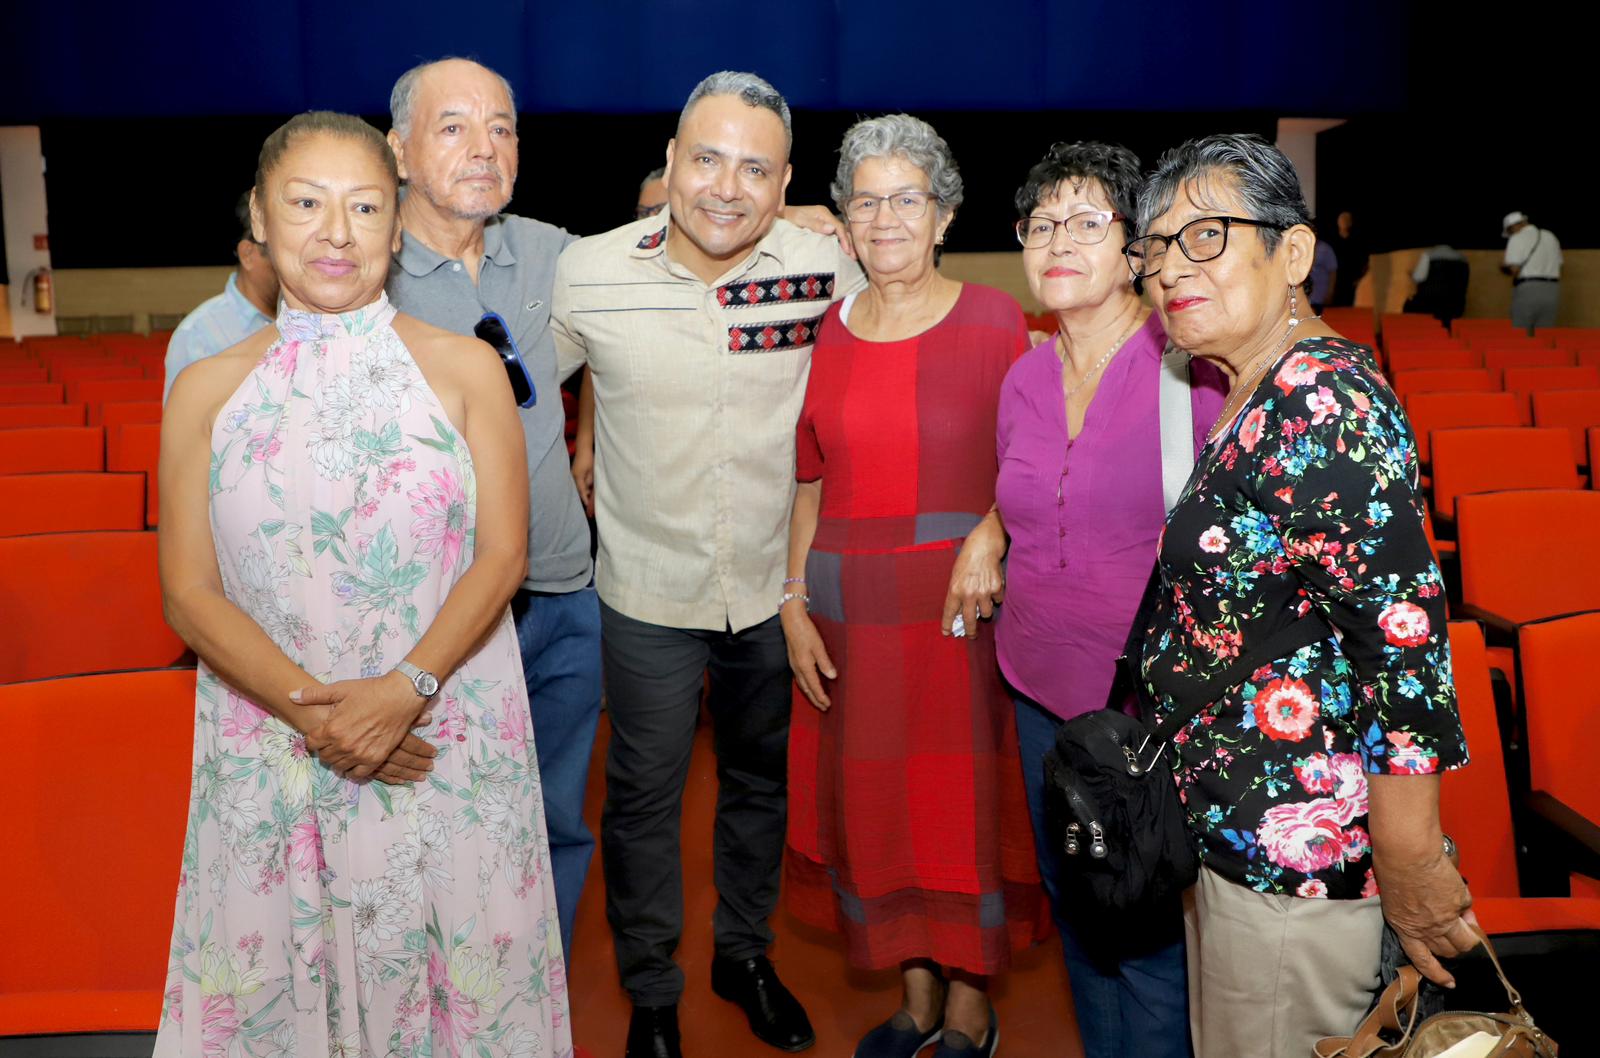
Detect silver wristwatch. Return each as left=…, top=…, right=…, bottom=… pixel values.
left=394, top=660, right=440, bottom=699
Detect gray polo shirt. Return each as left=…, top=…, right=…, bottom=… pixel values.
left=388, top=213, right=592, bottom=594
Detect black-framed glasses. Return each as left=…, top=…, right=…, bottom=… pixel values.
left=1015, top=210, right=1125, bottom=249
left=474, top=311, right=536, bottom=408
left=634, top=202, right=666, bottom=220
left=843, top=190, right=941, bottom=223
left=1122, top=216, right=1283, bottom=278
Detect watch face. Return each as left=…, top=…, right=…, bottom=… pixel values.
left=416, top=672, right=440, bottom=697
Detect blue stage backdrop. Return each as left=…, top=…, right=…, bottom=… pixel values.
left=1, top=0, right=1407, bottom=121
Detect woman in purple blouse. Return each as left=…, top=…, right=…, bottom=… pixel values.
left=994, top=143, right=1225, bottom=1058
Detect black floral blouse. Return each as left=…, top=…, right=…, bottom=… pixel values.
left=1140, top=337, right=1468, bottom=899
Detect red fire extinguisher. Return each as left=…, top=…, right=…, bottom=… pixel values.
left=23, top=268, right=53, bottom=314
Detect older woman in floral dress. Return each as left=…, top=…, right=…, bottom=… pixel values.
left=1127, top=133, right=1473, bottom=1058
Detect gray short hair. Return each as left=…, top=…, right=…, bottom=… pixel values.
left=678, top=71, right=791, bottom=147
left=1137, top=133, right=1310, bottom=254
left=640, top=166, right=666, bottom=191
left=830, top=114, right=964, bottom=215
left=389, top=58, right=517, bottom=139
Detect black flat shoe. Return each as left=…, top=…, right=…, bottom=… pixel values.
left=853, top=1009, right=944, bottom=1058
left=625, top=1003, right=682, bottom=1058
left=931, top=1008, right=998, bottom=1058
left=710, top=953, right=816, bottom=1052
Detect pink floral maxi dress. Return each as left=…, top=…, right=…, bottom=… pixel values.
left=153, top=294, right=571, bottom=1058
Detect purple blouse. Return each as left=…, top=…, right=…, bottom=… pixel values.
left=995, top=313, right=1227, bottom=720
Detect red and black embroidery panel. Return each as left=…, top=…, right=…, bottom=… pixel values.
left=716, top=273, right=836, bottom=308
left=728, top=313, right=826, bottom=353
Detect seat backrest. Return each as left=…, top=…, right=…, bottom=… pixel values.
left=1483, top=346, right=1576, bottom=371
left=1457, top=490, right=1600, bottom=626
left=108, top=421, right=162, bottom=526
left=1392, top=369, right=1497, bottom=404
left=1431, top=428, right=1578, bottom=520
left=0, top=472, right=145, bottom=536
left=1388, top=348, right=1482, bottom=373
left=0, top=381, right=64, bottom=405
left=53, top=363, right=143, bottom=388
left=1406, top=391, right=1524, bottom=463
left=1531, top=389, right=1600, bottom=464
left=1439, top=621, right=1521, bottom=898
left=0, top=403, right=84, bottom=430
left=0, top=530, right=185, bottom=681
left=0, top=425, right=105, bottom=473
left=69, top=378, right=164, bottom=424
left=0, top=668, right=195, bottom=999
left=1452, top=318, right=1519, bottom=338
left=99, top=400, right=162, bottom=435
left=1518, top=611, right=1600, bottom=822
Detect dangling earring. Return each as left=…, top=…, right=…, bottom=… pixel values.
left=1288, top=283, right=1300, bottom=326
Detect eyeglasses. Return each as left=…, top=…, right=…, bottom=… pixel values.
left=1122, top=216, right=1284, bottom=278
left=474, top=311, right=536, bottom=408
left=1015, top=210, right=1124, bottom=249
left=843, top=190, right=941, bottom=224
left=634, top=202, right=666, bottom=220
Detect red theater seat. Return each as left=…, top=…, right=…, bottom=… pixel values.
left=0, top=530, right=185, bottom=682
left=1439, top=622, right=1600, bottom=935
left=0, top=403, right=84, bottom=429
left=0, top=472, right=145, bottom=536
left=0, top=426, right=105, bottom=473
left=1404, top=391, right=1523, bottom=465
left=108, top=421, right=162, bottom=526
left=0, top=381, right=64, bottom=404
left=1430, top=428, right=1576, bottom=523
left=0, top=668, right=195, bottom=1035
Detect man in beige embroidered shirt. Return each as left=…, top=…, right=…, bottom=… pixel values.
left=551, top=71, right=862, bottom=1058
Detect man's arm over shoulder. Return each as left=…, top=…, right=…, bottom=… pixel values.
left=550, top=237, right=590, bottom=382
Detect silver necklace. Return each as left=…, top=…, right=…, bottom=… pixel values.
left=1060, top=318, right=1139, bottom=402
left=1211, top=311, right=1318, bottom=442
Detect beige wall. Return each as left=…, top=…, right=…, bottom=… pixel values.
left=1359, top=249, right=1600, bottom=328
left=45, top=248, right=1600, bottom=331
left=52, top=265, right=234, bottom=331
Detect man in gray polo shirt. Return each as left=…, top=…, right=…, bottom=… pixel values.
left=384, top=58, right=598, bottom=956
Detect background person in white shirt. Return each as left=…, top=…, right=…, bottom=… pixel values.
left=1501, top=210, right=1563, bottom=333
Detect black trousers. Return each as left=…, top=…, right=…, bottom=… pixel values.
left=598, top=600, right=792, bottom=1005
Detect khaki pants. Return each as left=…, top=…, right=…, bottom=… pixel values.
left=1183, top=867, right=1385, bottom=1058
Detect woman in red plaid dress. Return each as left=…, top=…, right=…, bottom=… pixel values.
left=781, top=115, right=1048, bottom=1058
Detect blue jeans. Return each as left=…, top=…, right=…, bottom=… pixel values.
left=1013, top=694, right=1193, bottom=1058
left=512, top=586, right=603, bottom=956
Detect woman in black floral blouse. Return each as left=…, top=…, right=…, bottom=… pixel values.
left=1124, top=134, right=1475, bottom=1058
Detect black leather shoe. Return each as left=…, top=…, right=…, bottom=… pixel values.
left=625, top=1004, right=682, bottom=1058
left=710, top=954, right=816, bottom=1052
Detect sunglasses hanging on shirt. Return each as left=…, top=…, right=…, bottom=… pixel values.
left=474, top=311, right=536, bottom=408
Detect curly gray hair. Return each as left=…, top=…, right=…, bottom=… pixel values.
left=830, top=114, right=963, bottom=216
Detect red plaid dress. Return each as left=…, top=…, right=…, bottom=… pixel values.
left=786, top=283, right=1049, bottom=974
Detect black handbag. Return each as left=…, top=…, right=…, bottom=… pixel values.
left=1042, top=566, right=1334, bottom=913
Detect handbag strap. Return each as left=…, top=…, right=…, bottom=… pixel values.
left=1313, top=930, right=1555, bottom=1058
left=1157, top=343, right=1195, bottom=514
left=1313, top=965, right=1422, bottom=1058
left=1148, top=604, right=1335, bottom=746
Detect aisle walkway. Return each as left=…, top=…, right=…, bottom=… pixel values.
left=568, top=715, right=1084, bottom=1057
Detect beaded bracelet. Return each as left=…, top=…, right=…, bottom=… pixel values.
left=779, top=591, right=810, bottom=612
left=782, top=577, right=807, bottom=587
